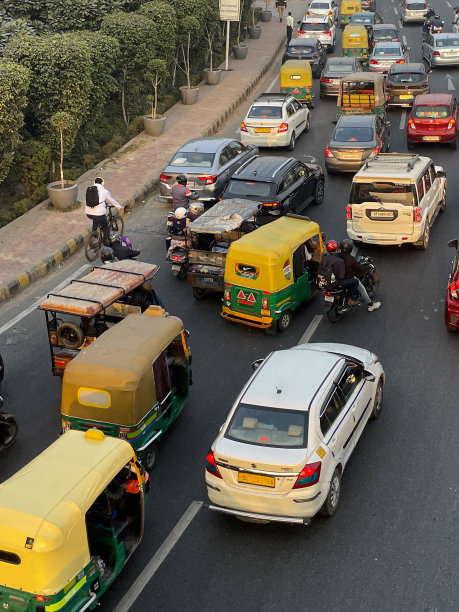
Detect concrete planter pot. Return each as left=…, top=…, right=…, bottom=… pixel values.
left=203, top=69, right=222, bottom=85
left=179, top=86, right=199, bottom=105
left=260, top=10, right=272, bottom=22
left=248, top=25, right=262, bottom=39
left=143, top=115, right=166, bottom=136
left=47, top=181, right=78, bottom=210
left=232, top=44, right=248, bottom=60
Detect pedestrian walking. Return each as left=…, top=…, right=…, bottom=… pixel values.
left=85, top=177, right=123, bottom=245
left=286, top=11, right=294, bottom=45
left=275, top=0, right=287, bottom=21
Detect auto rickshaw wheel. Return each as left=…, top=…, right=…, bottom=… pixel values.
left=277, top=310, right=292, bottom=332
left=143, top=443, right=158, bottom=471
left=57, top=321, right=85, bottom=349
left=192, top=288, right=206, bottom=300
left=0, top=414, right=18, bottom=450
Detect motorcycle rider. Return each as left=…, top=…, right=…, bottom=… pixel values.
left=339, top=239, right=381, bottom=312
left=453, top=7, right=459, bottom=32
left=425, top=5, right=436, bottom=19
left=423, top=12, right=443, bottom=35
left=320, top=240, right=359, bottom=304
left=171, top=174, right=199, bottom=211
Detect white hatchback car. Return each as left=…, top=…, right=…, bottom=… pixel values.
left=241, top=93, right=310, bottom=150
left=297, top=16, right=336, bottom=51
left=206, top=343, right=385, bottom=525
left=307, top=0, right=339, bottom=22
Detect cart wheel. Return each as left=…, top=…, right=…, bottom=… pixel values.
left=192, top=288, right=206, bottom=300
left=277, top=310, right=292, bottom=332
left=0, top=415, right=18, bottom=450
left=57, top=322, right=85, bottom=349
left=143, top=443, right=158, bottom=472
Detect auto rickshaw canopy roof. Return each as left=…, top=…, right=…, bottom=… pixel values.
left=61, top=309, right=184, bottom=425
left=341, top=0, right=362, bottom=14
left=280, top=59, right=313, bottom=81
left=189, top=198, right=260, bottom=234
left=341, top=71, right=385, bottom=85
left=342, top=25, right=369, bottom=46
left=39, top=260, right=159, bottom=317
left=0, top=429, right=134, bottom=595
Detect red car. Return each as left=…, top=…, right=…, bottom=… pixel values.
left=445, top=239, right=459, bottom=332
left=407, top=93, right=458, bottom=149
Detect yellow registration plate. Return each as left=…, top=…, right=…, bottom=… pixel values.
left=400, top=95, right=413, bottom=100
left=254, top=128, right=271, bottom=133
left=238, top=472, right=275, bottom=487
left=260, top=308, right=271, bottom=315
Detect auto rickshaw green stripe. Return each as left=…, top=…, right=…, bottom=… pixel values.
left=45, top=576, right=87, bottom=612
left=126, top=408, right=160, bottom=439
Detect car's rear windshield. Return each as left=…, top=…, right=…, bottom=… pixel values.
left=388, top=72, right=424, bottom=83
left=225, top=179, right=274, bottom=199
left=226, top=404, right=308, bottom=448
left=350, top=182, right=416, bottom=206
left=248, top=105, right=283, bottom=119
left=413, top=105, right=451, bottom=118
left=301, top=22, right=328, bottom=31
left=374, top=46, right=401, bottom=56
left=373, top=29, right=398, bottom=40
left=351, top=16, right=371, bottom=23
left=288, top=45, right=314, bottom=54
left=310, top=2, right=329, bottom=8
left=334, top=127, right=374, bottom=142
left=325, top=63, right=354, bottom=73
left=170, top=152, right=215, bottom=167
left=436, top=38, right=459, bottom=47
left=406, top=2, right=426, bottom=9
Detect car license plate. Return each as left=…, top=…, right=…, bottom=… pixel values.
left=423, top=136, right=440, bottom=141
left=324, top=295, right=334, bottom=302
left=340, top=152, right=360, bottom=160
left=260, top=308, right=271, bottom=315
left=238, top=472, right=275, bottom=487
left=400, top=95, right=413, bottom=100
left=254, top=128, right=271, bottom=133
left=370, top=210, right=394, bottom=219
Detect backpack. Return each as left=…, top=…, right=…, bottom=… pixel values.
left=316, top=255, right=337, bottom=290
left=85, top=185, right=100, bottom=207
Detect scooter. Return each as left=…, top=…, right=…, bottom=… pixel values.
left=324, top=255, right=379, bottom=322
left=166, top=199, right=204, bottom=279
left=0, top=397, right=18, bottom=455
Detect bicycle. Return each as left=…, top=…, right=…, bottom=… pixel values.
left=84, top=205, right=125, bottom=262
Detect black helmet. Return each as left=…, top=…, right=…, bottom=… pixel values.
left=340, top=238, right=354, bottom=254
left=176, top=174, right=187, bottom=185
left=100, top=246, right=115, bottom=263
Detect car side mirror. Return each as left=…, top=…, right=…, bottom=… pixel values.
left=427, top=69, right=432, bottom=73
left=252, top=358, right=264, bottom=370
left=363, top=370, right=376, bottom=382
left=436, top=169, right=446, bottom=178
left=330, top=120, right=337, bottom=125
left=297, top=20, right=301, bottom=24
left=448, top=239, right=459, bottom=249
left=386, top=121, right=391, bottom=127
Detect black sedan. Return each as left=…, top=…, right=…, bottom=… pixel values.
left=282, top=38, right=327, bottom=77
left=349, top=11, right=383, bottom=34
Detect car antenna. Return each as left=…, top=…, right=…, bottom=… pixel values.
left=275, top=386, right=282, bottom=394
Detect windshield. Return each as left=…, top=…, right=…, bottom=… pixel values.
left=301, top=22, right=328, bottom=31
left=334, top=126, right=374, bottom=142
left=288, top=45, right=314, bottom=54
left=374, top=46, right=401, bottom=56
left=225, top=180, right=274, bottom=199
left=171, top=151, right=215, bottom=167
left=388, top=72, right=424, bottom=83
left=310, top=2, right=330, bottom=8
left=350, top=182, right=416, bottom=206
left=226, top=404, right=308, bottom=448
left=248, top=105, right=283, bottom=119
left=437, top=38, right=459, bottom=47
left=406, top=2, right=427, bottom=9
left=373, top=29, right=398, bottom=40
left=413, top=105, right=451, bottom=118
left=326, top=63, right=355, bottom=73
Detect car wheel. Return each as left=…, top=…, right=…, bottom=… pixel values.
left=414, top=223, right=430, bottom=250
left=450, top=137, right=457, bottom=150
left=313, top=179, right=325, bottom=205
left=407, top=139, right=415, bottom=150
left=277, top=309, right=292, bottom=332
left=287, top=131, right=296, bottom=151
left=319, top=468, right=341, bottom=517
left=446, top=323, right=457, bottom=333
left=305, top=115, right=311, bottom=133
left=329, top=44, right=335, bottom=53
left=371, top=379, right=384, bottom=419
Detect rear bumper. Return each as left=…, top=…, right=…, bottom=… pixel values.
left=407, top=130, right=457, bottom=143
left=208, top=504, right=312, bottom=525
left=242, top=131, right=291, bottom=148
left=221, top=306, right=273, bottom=328
left=347, top=222, right=424, bottom=245
left=320, top=82, right=340, bottom=96
left=325, top=156, right=367, bottom=173
left=402, top=13, right=426, bottom=22
left=158, top=184, right=217, bottom=202
left=445, top=300, right=459, bottom=329
left=431, top=56, right=459, bottom=67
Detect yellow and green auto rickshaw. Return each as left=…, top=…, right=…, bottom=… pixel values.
left=61, top=306, right=191, bottom=470
left=340, top=0, right=362, bottom=28
left=342, top=25, right=370, bottom=60
left=280, top=60, right=314, bottom=108
left=337, top=72, right=386, bottom=117
left=221, top=215, right=324, bottom=334
left=0, top=429, right=147, bottom=611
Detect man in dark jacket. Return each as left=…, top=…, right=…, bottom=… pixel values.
left=339, top=239, right=381, bottom=311
left=320, top=239, right=358, bottom=297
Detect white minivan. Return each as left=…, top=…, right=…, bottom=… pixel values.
left=346, top=153, right=446, bottom=250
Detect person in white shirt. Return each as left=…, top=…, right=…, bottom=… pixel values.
left=286, top=12, right=294, bottom=44
left=85, top=177, right=123, bottom=245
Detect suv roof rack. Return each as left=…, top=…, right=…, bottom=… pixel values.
left=254, top=93, right=290, bottom=103
left=362, top=153, right=420, bottom=171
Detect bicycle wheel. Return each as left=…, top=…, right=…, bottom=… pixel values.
left=85, top=230, right=102, bottom=262
left=110, top=213, right=125, bottom=237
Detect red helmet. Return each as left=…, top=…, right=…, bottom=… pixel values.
left=326, top=240, right=339, bottom=253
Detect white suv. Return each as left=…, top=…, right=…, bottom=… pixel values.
left=346, top=153, right=446, bottom=250
left=401, top=0, right=428, bottom=24
left=307, top=0, right=339, bottom=23
left=240, top=93, right=310, bottom=151
left=298, top=16, right=336, bottom=51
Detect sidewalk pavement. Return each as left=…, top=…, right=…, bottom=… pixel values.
left=0, top=14, right=290, bottom=303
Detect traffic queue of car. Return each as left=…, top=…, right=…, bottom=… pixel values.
left=0, top=1, right=458, bottom=610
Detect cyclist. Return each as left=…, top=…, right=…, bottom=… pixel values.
left=85, top=177, right=123, bottom=245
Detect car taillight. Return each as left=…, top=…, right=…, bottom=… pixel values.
left=206, top=449, right=222, bottom=478
left=373, top=148, right=380, bottom=155
left=369, top=60, right=378, bottom=64
left=413, top=207, right=422, bottom=223
left=293, top=461, right=322, bottom=489
left=198, top=174, right=217, bottom=184
left=449, top=280, right=459, bottom=299
left=313, top=54, right=319, bottom=59
left=434, top=51, right=440, bottom=56
left=386, top=82, right=392, bottom=88
left=408, top=118, right=416, bottom=129
left=325, top=147, right=334, bottom=158
left=396, top=59, right=405, bottom=63
left=448, top=119, right=456, bottom=130
left=240, top=122, right=248, bottom=132
left=422, top=81, right=428, bottom=87
left=346, top=204, right=352, bottom=220
left=298, top=29, right=306, bottom=35
left=277, top=123, right=289, bottom=133
left=323, top=31, right=332, bottom=35
left=306, top=10, right=310, bottom=15
left=328, top=11, right=332, bottom=16
left=160, top=174, right=172, bottom=183
left=321, top=77, right=331, bottom=83
left=263, top=201, right=280, bottom=209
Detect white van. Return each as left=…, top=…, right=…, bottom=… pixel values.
left=346, top=153, right=446, bottom=250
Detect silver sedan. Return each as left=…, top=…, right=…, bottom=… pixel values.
left=422, top=33, right=459, bottom=68
left=369, top=41, right=409, bottom=73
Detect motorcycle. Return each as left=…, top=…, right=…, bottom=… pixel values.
left=0, top=396, right=18, bottom=456
left=324, top=255, right=380, bottom=322
left=423, top=17, right=444, bottom=38
left=166, top=198, right=204, bottom=280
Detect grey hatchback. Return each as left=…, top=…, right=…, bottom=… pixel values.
left=159, top=138, right=258, bottom=203
left=320, top=57, right=362, bottom=97
left=325, top=114, right=390, bottom=173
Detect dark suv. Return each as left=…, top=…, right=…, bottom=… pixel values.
left=220, top=155, right=325, bottom=219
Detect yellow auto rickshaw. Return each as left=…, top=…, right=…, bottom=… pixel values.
left=61, top=306, right=191, bottom=470
left=280, top=60, right=314, bottom=108
left=221, top=215, right=324, bottom=334
left=337, top=72, right=386, bottom=117
left=0, top=429, right=147, bottom=611
left=342, top=25, right=370, bottom=60
left=340, top=0, right=362, bottom=28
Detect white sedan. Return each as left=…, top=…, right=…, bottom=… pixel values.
left=306, top=0, right=339, bottom=23
left=206, top=343, right=385, bottom=525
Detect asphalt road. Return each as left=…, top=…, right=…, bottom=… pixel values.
left=1, top=0, right=459, bottom=610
